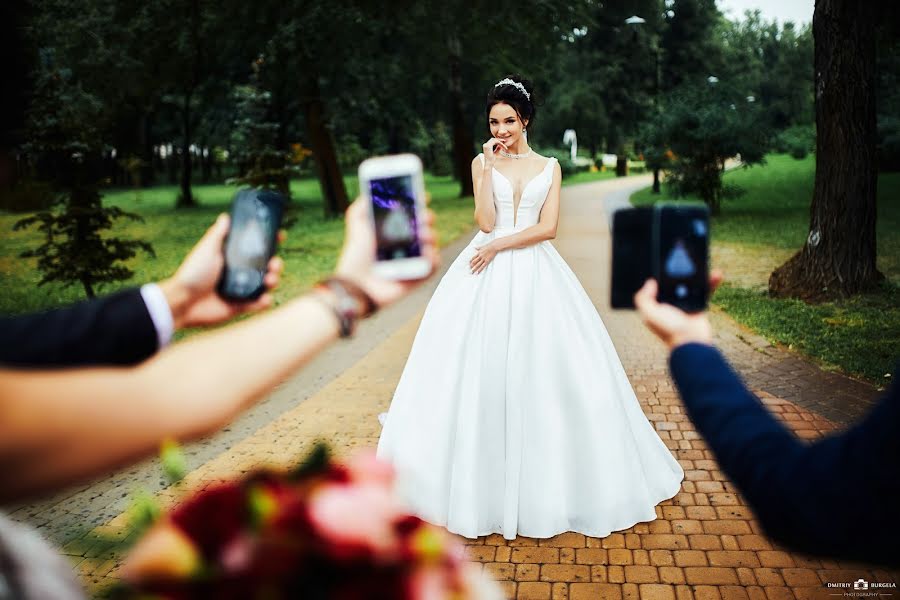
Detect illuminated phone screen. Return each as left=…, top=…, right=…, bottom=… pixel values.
left=656, top=207, right=709, bottom=312
left=369, top=175, right=421, bottom=261
left=218, top=190, right=283, bottom=300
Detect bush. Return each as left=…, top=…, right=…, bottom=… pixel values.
left=775, top=124, right=815, bottom=160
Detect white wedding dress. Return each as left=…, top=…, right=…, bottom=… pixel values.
left=377, top=154, right=683, bottom=540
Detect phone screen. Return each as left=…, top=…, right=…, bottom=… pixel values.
left=655, top=206, right=709, bottom=312
left=369, top=175, right=421, bottom=261
left=219, top=190, right=283, bottom=300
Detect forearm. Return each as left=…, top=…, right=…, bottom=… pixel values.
left=0, top=294, right=340, bottom=503
left=493, top=222, right=556, bottom=250
left=669, top=344, right=900, bottom=564
left=474, top=166, right=496, bottom=232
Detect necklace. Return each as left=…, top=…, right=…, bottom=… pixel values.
left=499, top=148, right=532, bottom=160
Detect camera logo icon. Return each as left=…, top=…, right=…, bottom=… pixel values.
left=854, top=579, right=869, bottom=591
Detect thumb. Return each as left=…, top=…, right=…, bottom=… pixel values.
left=198, top=213, right=230, bottom=250
left=633, top=278, right=658, bottom=311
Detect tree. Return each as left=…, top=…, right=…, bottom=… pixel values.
left=228, top=57, right=291, bottom=196
left=661, top=0, right=722, bottom=90
left=15, top=43, right=152, bottom=298
left=769, top=0, right=881, bottom=301
left=645, top=82, right=769, bottom=214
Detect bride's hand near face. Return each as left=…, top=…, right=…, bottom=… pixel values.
left=482, top=138, right=508, bottom=165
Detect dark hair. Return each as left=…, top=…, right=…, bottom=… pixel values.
left=485, top=74, right=538, bottom=132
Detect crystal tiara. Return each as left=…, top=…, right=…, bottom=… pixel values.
left=494, top=78, right=531, bottom=101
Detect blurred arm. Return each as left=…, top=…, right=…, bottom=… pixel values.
left=670, top=343, right=900, bottom=567
left=0, top=293, right=341, bottom=503
left=472, top=155, right=497, bottom=233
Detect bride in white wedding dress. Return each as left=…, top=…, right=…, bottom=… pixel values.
left=377, top=75, right=683, bottom=540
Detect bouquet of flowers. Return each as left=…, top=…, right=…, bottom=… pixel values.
left=118, top=445, right=500, bottom=599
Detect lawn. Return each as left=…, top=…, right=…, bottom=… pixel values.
left=0, top=167, right=618, bottom=318
left=631, top=154, right=900, bottom=386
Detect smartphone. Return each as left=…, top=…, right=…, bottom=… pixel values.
left=358, top=153, right=430, bottom=280
left=655, top=205, right=709, bottom=313
left=610, top=204, right=709, bottom=312
left=217, top=188, right=285, bottom=301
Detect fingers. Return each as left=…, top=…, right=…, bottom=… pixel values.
left=230, top=293, right=274, bottom=317
left=633, top=278, right=658, bottom=312
left=198, top=213, right=230, bottom=249
left=263, top=256, right=284, bottom=290
left=709, top=269, right=724, bottom=294
left=277, top=229, right=287, bottom=244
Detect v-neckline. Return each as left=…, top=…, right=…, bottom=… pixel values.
left=492, top=158, right=553, bottom=226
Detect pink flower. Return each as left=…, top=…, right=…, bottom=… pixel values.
left=308, top=481, right=406, bottom=559
left=344, top=450, right=395, bottom=488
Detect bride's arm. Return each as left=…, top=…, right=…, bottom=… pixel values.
left=472, top=156, right=496, bottom=233
left=492, top=161, right=562, bottom=250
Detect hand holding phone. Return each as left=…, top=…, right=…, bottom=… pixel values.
left=217, top=189, right=285, bottom=301
left=611, top=204, right=709, bottom=313
left=358, top=154, right=431, bottom=280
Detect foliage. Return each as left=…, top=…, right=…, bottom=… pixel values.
left=774, top=124, right=816, bottom=160
left=662, top=0, right=722, bottom=91
left=14, top=197, right=154, bottom=298
left=228, top=57, right=292, bottom=196
left=644, top=81, right=770, bottom=213
left=15, top=20, right=153, bottom=298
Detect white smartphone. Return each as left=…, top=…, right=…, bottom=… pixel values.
left=358, top=153, right=431, bottom=280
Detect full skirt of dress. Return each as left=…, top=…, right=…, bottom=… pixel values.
left=377, top=228, right=684, bottom=540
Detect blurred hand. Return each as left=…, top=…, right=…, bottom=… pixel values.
left=633, top=271, right=724, bottom=350
left=159, top=214, right=285, bottom=329
left=469, top=241, right=498, bottom=274
left=335, top=198, right=439, bottom=307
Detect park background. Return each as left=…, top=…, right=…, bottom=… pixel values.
left=0, top=0, right=897, bottom=383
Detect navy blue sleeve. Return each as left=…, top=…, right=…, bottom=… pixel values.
left=669, top=343, right=900, bottom=567
left=0, top=288, right=159, bottom=367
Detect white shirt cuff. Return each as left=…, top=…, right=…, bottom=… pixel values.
left=140, top=283, right=175, bottom=349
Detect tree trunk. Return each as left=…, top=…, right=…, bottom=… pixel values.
left=769, top=0, right=880, bottom=301
left=176, top=92, right=196, bottom=208
left=652, top=168, right=661, bottom=193
left=303, top=74, right=348, bottom=218
left=447, top=33, right=474, bottom=198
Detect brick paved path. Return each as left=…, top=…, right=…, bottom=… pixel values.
left=7, top=176, right=896, bottom=598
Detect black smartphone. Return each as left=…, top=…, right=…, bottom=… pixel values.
left=610, top=204, right=709, bottom=312
left=217, top=189, right=285, bottom=301
left=611, top=207, right=654, bottom=309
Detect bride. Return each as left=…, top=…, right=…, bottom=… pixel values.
left=377, top=75, right=683, bottom=540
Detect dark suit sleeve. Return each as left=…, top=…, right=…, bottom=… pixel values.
left=0, top=288, right=159, bottom=367
left=670, top=343, right=900, bottom=567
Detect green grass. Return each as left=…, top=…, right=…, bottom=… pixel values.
left=0, top=174, right=475, bottom=317
left=631, top=154, right=900, bottom=385
left=0, top=169, right=614, bottom=319
left=714, top=283, right=899, bottom=387
left=562, top=169, right=620, bottom=185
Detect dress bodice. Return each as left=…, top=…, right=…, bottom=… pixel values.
left=479, top=154, right=557, bottom=230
